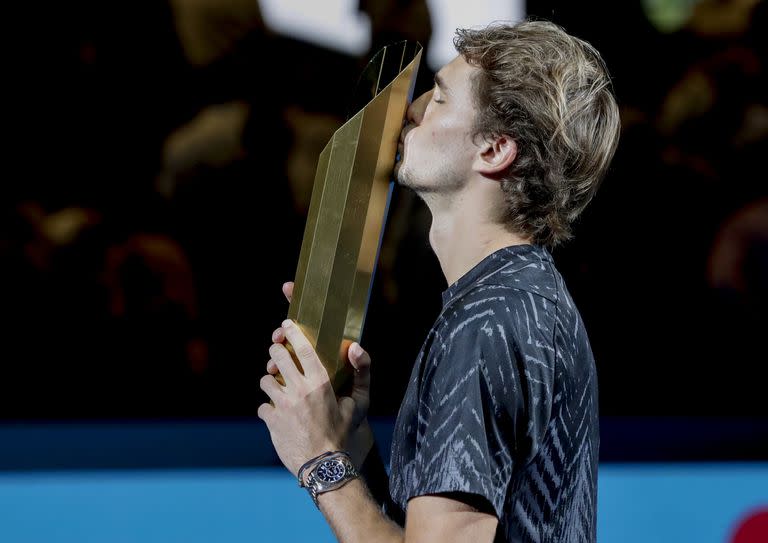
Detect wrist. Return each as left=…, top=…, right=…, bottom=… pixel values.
left=298, top=443, right=343, bottom=483
left=300, top=450, right=360, bottom=507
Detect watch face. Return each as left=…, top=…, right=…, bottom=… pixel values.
left=316, top=459, right=346, bottom=483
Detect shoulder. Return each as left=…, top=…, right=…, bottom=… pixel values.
left=429, top=283, right=560, bottom=389
left=464, top=245, right=560, bottom=304
left=421, top=287, right=535, bottom=423
left=440, top=283, right=557, bottom=342
left=427, top=285, right=533, bottom=374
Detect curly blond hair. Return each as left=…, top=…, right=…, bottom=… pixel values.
left=455, top=20, right=621, bottom=247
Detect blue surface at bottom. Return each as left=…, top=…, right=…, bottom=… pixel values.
left=0, top=464, right=766, bottom=543
left=0, top=468, right=335, bottom=543
left=598, top=463, right=767, bottom=543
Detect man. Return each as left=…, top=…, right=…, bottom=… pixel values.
left=258, top=20, right=620, bottom=543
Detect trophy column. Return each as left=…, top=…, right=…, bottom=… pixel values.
left=281, top=42, right=422, bottom=394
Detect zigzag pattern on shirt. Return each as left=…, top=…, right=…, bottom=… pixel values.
left=389, top=245, right=599, bottom=543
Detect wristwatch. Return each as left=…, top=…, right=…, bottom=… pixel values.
left=302, top=452, right=359, bottom=507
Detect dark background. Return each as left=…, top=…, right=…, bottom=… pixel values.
left=1, top=1, right=766, bottom=459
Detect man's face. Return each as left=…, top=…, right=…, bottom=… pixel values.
left=395, top=55, right=481, bottom=195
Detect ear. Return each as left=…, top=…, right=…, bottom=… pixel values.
left=473, top=134, right=517, bottom=175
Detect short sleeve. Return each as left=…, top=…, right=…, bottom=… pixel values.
left=403, top=310, right=525, bottom=518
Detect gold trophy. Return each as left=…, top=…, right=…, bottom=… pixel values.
left=279, top=41, right=422, bottom=394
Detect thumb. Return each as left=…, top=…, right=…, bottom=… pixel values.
left=282, top=281, right=294, bottom=303
left=348, top=342, right=371, bottom=403
left=348, top=342, right=371, bottom=374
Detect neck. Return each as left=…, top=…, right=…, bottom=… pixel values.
left=420, top=180, right=532, bottom=286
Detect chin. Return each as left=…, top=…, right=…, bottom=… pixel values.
left=395, top=166, right=416, bottom=190
left=394, top=160, right=409, bottom=186
left=395, top=160, right=441, bottom=194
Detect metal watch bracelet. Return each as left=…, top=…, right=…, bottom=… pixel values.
left=301, top=451, right=359, bottom=507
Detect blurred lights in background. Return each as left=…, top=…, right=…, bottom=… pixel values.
left=258, top=0, right=523, bottom=70
left=259, top=0, right=372, bottom=57
left=642, top=0, right=705, bottom=32
left=642, top=0, right=761, bottom=34
left=424, top=0, right=523, bottom=69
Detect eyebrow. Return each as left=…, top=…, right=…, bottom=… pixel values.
left=434, top=73, right=450, bottom=95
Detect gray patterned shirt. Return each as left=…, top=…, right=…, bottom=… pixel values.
left=389, top=244, right=599, bottom=543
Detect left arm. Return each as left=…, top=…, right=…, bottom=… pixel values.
left=405, top=495, right=498, bottom=543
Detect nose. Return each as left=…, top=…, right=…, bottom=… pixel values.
left=404, top=88, right=433, bottom=128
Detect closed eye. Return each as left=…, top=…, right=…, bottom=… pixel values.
left=433, top=72, right=449, bottom=103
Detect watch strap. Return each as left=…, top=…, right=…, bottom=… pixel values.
left=304, top=452, right=359, bottom=507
